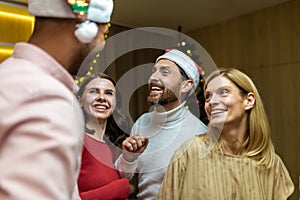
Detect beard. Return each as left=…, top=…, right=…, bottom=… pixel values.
left=147, top=83, right=179, bottom=106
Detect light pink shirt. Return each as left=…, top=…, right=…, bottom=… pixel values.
left=0, top=43, right=84, bottom=200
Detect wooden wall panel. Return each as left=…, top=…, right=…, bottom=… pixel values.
left=188, top=0, right=300, bottom=199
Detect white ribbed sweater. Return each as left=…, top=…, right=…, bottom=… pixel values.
left=115, top=103, right=207, bottom=200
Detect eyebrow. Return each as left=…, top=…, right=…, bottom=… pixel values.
left=156, top=63, right=188, bottom=79
left=87, top=87, right=115, bottom=92
left=159, top=66, right=172, bottom=70
left=153, top=64, right=171, bottom=69
left=205, top=85, right=231, bottom=93
left=152, top=65, right=172, bottom=72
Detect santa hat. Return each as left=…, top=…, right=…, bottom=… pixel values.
left=28, top=0, right=113, bottom=23
left=156, top=49, right=201, bottom=94
left=28, top=0, right=114, bottom=43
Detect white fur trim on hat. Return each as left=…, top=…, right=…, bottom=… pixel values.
left=28, top=0, right=113, bottom=23
left=156, top=49, right=200, bottom=94
left=88, top=0, right=114, bottom=23
left=28, top=0, right=76, bottom=18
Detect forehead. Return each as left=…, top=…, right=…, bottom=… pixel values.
left=206, top=75, right=236, bottom=91
left=154, top=59, right=180, bottom=71
left=85, top=78, right=115, bottom=90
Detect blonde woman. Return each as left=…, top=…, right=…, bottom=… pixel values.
left=157, top=68, right=294, bottom=200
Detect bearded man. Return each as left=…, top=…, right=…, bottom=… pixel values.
left=115, top=49, right=207, bottom=200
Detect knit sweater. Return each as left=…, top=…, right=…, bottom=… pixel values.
left=78, top=134, right=130, bottom=200
left=115, top=102, right=207, bottom=200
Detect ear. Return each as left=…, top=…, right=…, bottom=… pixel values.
left=181, top=79, right=194, bottom=94
left=244, top=92, right=255, bottom=111
left=78, top=96, right=83, bottom=107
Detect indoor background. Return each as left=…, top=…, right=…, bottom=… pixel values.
left=0, top=0, right=299, bottom=199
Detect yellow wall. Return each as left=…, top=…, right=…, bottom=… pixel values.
left=188, top=0, right=300, bottom=199
left=0, top=2, right=34, bottom=62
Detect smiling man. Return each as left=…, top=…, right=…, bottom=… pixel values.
left=115, top=49, right=207, bottom=200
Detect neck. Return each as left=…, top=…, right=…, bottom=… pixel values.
left=86, top=118, right=107, bottom=142
left=219, top=119, right=247, bottom=155
left=156, top=100, right=182, bottom=112
left=28, top=18, right=82, bottom=74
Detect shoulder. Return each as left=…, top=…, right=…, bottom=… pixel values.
left=0, top=60, right=73, bottom=109
left=171, top=134, right=207, bottom=162
left=272, top=153, right=292, bottom=174
left=135, top=112, right=150, bottom=121
left=271, top=153, right=295, bottom=198
left=0, top=59, right=84, bottom=138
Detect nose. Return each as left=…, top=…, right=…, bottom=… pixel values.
left=149, top=70, right=160, bottom=82
left=96, top=91, right=106, bottom=102
left=209, top=93, right=220, bottom=105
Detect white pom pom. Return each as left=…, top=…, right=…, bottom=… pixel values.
left=74, top=21, right=98, bottom=43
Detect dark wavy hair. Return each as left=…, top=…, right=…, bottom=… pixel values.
left=77, top=73, right=131, bottom=148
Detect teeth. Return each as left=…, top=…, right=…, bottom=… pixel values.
left=211, top=110, right=225, bottom=115
left=151, top=86, right=162, bottom=91
left=95, top=105, right=106, bottom=109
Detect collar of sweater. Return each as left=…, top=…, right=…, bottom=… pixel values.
left=149, top=101, right=189, bottom=129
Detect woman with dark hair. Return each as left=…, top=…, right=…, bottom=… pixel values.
left=77, top=73, right=130, bottom=200
left=157, top=68, right=294, bottom=200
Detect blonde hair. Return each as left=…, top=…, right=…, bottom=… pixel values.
left=204, top=68, right=275, bottom=168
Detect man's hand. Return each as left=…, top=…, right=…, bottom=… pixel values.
left=122, top=134, right=149, bottom=162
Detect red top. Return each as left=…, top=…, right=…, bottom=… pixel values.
left=78, top=134, right=130, bottom=200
